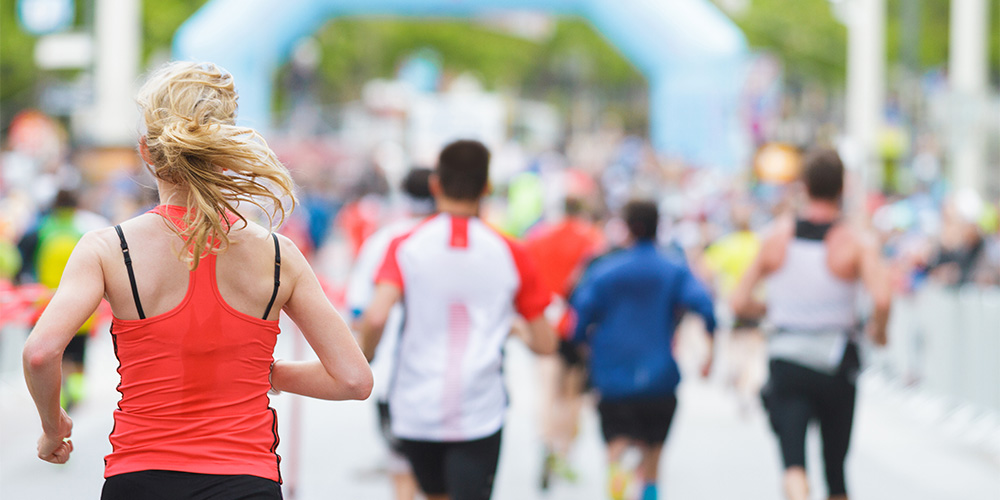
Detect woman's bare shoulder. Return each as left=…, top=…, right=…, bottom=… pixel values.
left=73, top=227, right=116, bottom=260
left=273, top=232, right=309, bottom=283
left=83, top=219, right=152, bottom=256
left=227, top=222, right=308, bottom=274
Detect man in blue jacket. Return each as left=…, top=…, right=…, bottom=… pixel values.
left=572, top=199, right=716, bottom=500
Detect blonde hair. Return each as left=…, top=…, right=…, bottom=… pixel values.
left=137, top=61, right=295, bottom=269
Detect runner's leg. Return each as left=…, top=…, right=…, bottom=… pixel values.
left=765, top=361, right=814, bottom=500
left=444, top=430, right=502, bottom=500
left=605, top=438, right=631, bottom=500
left=398, top=438, right=448, bottom=500
left=817, top=374, right=856, bottom=499
left=537, top=354, right=559, bottom=489
left=636, top=395, right=676, bottom=500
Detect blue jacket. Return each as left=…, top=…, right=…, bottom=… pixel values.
left=571, top=241, right=716, bottom=400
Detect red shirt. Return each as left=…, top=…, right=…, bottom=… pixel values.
left=525, top=218, right=604, bottom=339
left=104, top=206, right=282, bottom=482
left=525, top=218, right=604, bottom=299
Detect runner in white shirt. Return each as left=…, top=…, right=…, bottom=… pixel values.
left=358, top=140, right=557, bottom=500
left=347, top=167, right=434, bottom=500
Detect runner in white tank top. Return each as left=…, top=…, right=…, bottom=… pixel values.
left=765, top=218, right=859, bottom=373
left=730, top=149, right=891, bottom=500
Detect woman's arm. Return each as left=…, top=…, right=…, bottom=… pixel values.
left=272, top=238, right=373, bottom=401
left=23, top=232, right=106, bottom=463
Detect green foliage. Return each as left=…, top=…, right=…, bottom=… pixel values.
left=527, top=18, right=644, bottom=88
left=1, top=0, right=209, bottom=127
left=885, top=0, right=999, bottom=82
left=722, top=0, right=999, bottom=86
left=5, top=0, right=995, bottom=132
left=722, top=0, right=848, bottom=85
left=0, top=0, right=41, bottom=108
left=305, top=17, right=643, bottom=103
left=885, top=0, right=949, bottom=72
left=311, top=18, right=539, bottom=100
left=141, top=0, right=209, bottom=62
left=984, top=0, right=1000, bottom=83
left=2, top=1, right=647, bottom=131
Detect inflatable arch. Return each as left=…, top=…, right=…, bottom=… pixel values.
left=174, top=0, right=748, bottom=169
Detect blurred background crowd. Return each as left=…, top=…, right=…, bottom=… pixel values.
left=2, top=0, right=997, bottom=292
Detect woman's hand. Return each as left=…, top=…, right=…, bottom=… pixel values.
left=37, top=409, right=73, bottom=464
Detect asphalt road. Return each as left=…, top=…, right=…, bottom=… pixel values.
left=2, top=322, right=999, bottom=500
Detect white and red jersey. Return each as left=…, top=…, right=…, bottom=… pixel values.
left=376, top=213, right=550, bottom=441
left=346, top=217, right=426, bottom=402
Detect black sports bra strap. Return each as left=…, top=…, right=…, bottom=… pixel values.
left=114, top=225, right=145, bottom=319
left=262, top=233, right=281, bottom=320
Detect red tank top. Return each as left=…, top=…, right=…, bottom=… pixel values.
left=104, top=205, right=282, bottom=482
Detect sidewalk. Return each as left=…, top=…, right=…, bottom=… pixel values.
left=2, top=325, right=999, bottom=499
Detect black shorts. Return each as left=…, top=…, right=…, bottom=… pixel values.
left=557, top=339, right=585, bottom=368
left=102, top=470, right=282, bottom=500
left=761, top=343, right=859, bottom=496
left=377, top=401, right=403, bottom=453
left=397, top=429, right=502, bottom=500
left=597, top=395, right=677, bottom=445
left=62, top=334, right=88, bottom=364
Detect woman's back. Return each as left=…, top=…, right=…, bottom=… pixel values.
left=23, top=62, right=371, bottom=499
left=102, top=210, right=292, bottom=322
left=100, top=206, right=291, bottom=482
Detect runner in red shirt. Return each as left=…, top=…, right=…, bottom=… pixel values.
left=524, top=197, right=605, bottom=489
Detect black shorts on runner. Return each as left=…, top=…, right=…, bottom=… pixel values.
left=397, top=429, right=502, bottom=500
left=597, top=395, right=677, bottom=445
left=62, top=334, right=88, bottom=364
left=761, top=343, right=859, bottom=496
left=102, top=470, right=282, bottom=500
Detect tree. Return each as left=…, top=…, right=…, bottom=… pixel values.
left=1, top=0, right=211, bottom=133
left=718, top=0, right=1000, bottom=87
left=720, top=0, right=848, bottom=86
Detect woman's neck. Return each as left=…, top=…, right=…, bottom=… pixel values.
left=156, top=179, right=192, bottom=207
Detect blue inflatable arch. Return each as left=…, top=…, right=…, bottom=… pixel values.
left=174, top=0, right=747, bottom=169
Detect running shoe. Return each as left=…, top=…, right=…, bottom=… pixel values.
left=608, top=464, right=632, bottom=500
left=540, top=450, right=554, bottom=490
left=541, top=450, right=580, bottom=490
left=66, top=372, right=85, bottom=409
left=551, top=454, right=579, bottom=483
left=641, top=483, right=658, bottom=500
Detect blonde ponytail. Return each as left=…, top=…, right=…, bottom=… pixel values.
left=137, top=61, right=295, bottom=269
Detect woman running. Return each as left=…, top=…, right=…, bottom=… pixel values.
left=23, top=61, right=372, bottom=500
